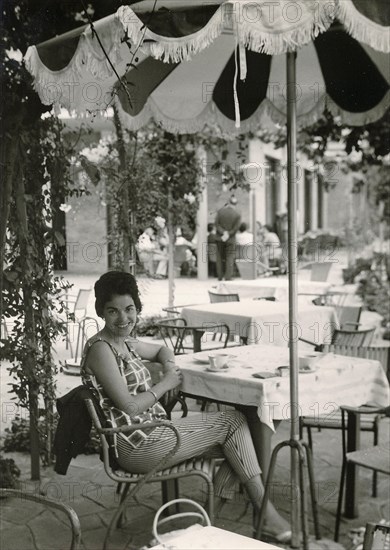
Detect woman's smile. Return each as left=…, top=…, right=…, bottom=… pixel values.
left=103, top=294, right=137, bottom=335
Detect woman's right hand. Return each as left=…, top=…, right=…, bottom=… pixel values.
left=161, top=368, right=183, bottom=392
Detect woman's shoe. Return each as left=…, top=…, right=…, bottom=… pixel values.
left=260, top=530, right=292, bottom=545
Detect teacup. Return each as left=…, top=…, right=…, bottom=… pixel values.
left=276, top=365, right=290, bottom=377
left=299, top=354, right=320, bottom=370
left=208, top=354, right=230, bottom=371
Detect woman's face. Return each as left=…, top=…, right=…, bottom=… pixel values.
left=102, top=294, right=137, bottom=336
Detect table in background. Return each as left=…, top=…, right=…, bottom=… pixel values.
left=176, top=345, right=390, bottom=513
left=181, top=299, right=338, bottom=347
left=220, top=277, right=332, bottom=301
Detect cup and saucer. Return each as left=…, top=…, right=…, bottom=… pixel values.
left=206, top=354, right=232, bottom=372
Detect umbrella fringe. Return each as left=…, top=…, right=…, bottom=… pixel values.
left=24, top=16, right=124, bottom=110
left=327, top=90, right=390, bottom=127
left=118, top=5, right=225, bottom=64
left=336, top=0, right=390, bottom=53
left=115, top=94, right=280, bottom=137
left=239, top=4, right=335, bottom=55
left=118, top=2, right=336, bottom=61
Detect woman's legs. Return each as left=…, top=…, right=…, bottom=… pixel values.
left=116, top=410, right=289, bottom=534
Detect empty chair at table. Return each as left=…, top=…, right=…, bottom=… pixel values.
left=300, top=344, right=390, bottom=498
left=156, top=317, right=233, bottom=354
left=300, top=325, right=376, bottom=351
left=309, top=262, right=333, bottom=282
left=334, top=405, right=390, bottom=542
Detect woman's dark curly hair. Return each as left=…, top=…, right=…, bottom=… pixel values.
left=94, top=271, right=143, bottom=318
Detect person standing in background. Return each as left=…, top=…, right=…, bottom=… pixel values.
left=214, top=196, right=241, bottom=281
left=206, top=223, right=217, bottom=277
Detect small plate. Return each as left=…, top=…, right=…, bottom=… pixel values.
left=205, top=366, right=229, bottom=373
left=193, top=356, right=210, bottom=365
left=299, top=365, right=318, bottom=374
left=194, top=353, right=237, bottom=365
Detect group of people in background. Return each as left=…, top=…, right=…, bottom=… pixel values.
left=137, top=221, right=197, bottom=278
left=210, top=196, right=284, bottom=280
left=137, top=197, right=285, bottom=280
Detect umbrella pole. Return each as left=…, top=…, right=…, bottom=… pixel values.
left=256, top=52, right=321, bottom=548
left=287, top=50, right=301, bottom=546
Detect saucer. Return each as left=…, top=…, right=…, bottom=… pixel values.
left=299, top=365, right=318, bottom=374
left=205, top=366, right=229, bottom=373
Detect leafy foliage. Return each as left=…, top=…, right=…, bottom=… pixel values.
left=2, top=414, right=101, bottom=460
left=0, top=455, right=21, bottom=489
left=343, top=254, right=390, bottom=327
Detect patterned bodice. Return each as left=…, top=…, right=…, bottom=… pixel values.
left=81, top=337, right=167, bottom=452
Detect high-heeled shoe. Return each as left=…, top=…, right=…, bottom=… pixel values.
left=260, top=529, right=292, bottom=545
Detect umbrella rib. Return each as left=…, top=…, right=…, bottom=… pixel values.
left=79, top=0, right=140, bottom=109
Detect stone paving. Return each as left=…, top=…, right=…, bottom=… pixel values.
left=1, top=256, right=389, bottom=549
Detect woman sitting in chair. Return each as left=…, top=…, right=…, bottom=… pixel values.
left=80, top=271, right=291, bottom=543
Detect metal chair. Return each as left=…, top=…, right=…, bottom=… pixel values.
left=61, top=288, right=92, bottom=355
left=309, top=262, right=333, bottom=282
left=310, top=291, right=363, bottom=328
left=162, top=303, right=203, bottom=316
left=208, top=290, right=239, bottom=303
left=331, top=326, right=376, bottom=347
left=62, top=316, right=100, bottom=375
left=84, top=398, right=215, bottom=550
left=334, top=405, right=390, bottom=541
left=300, top=326, right=376, bottom=351
left=300, top=345, right=390, bottom=496
left=0, top=488, right=81, bottom=550
left=156, top=317, right=232, bottom=354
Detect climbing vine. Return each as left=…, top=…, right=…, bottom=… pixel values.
left=1, top=115, right=84, bottom=473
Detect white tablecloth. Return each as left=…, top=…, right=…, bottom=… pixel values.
left=220, top=277, right=332, bottom=301
left=181, top=299, right=339, bottom=347
left=150, top=525, right=283, bottom=549
left=176, top=345, right=390, bottom=431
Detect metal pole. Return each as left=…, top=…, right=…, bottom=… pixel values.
left=252, top=185, right=257, bottom=279
left=287, top=50, right=300, bottom=547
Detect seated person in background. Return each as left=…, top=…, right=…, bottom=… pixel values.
left=175, top=228, right=196, bottom=276
left=81, top=271, right=291, bottom=543
left=235, top=222, right=254, bottom=260
left=137, top=227, right=168, bottom=278
left=261, top=225, right=285, bottom=272
left=236, top=222, right=253, bottom=246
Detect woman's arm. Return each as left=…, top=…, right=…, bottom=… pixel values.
left=132, top=339, right=177, bottom=372
left=132, top=339, right=183, bottom=392
left=86, top=342, right=180, bottom=417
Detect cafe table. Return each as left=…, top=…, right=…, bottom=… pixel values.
left=220, top=277, right=332, bottom=302
left=175, top=345, right=390, bottom=509
left=181, top=299, right=338, bottom=349
left=150, top=525, right=284, bottom=549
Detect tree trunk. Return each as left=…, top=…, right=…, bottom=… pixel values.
left=113, top=106, right=132, bottom=272
left=0, top=115, right=23, bottom=315
left=14, top=168, right=40, bottom=480
left=167, top=188, right=175, bottom=307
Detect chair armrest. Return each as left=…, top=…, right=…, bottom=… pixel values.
left=298, top=337, right=324, bottom=352
left=98, top=419, right=175, bottom=435
left=298, top=337, right=317, bottom=347
left=162, top=304, right=201, bottom=315
left=0, top=489, right=81, bottom=550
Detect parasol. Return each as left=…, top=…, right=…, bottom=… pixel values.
left=24, top=0, right=390, bottom=545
